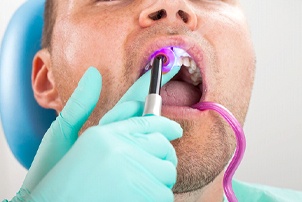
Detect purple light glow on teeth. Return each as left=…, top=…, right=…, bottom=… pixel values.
left=151, top=47, right=176, bottom=74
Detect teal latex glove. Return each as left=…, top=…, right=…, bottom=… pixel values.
left=30, top=114, right=182, bottom=201
left=6, top=67, right=102, bottom=202
left=100, top=65, right=181, bottom=125
left=7, top=65, right=181, bottom=201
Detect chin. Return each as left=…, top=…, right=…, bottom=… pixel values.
left=169, top=111, right=236, bottom=193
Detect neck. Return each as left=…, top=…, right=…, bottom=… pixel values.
left=174, top=171, right=224, bottom=202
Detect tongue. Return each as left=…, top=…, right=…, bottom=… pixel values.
left=161, top=81, right=201, bottom=106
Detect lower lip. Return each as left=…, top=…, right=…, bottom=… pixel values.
left=161, top=104, right=206, bottom=119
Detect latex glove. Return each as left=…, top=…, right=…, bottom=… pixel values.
left=7, top=65, right=181, bottom=202
left=29, top=114, right=182, bottom=201
left=28, top=66, right=182, bottom=201
left=100, top=65, right=181, bottom=125
left=5, top=67, right=102, bottom=202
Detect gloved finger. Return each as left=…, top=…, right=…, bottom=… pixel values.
left=23, top=67, right=102, bottom=191
left=105, top=115, right=183, bottom=141
left=117, top=65, right=181, bottom=104
left=83, top=129, right=178, bottom=191
left=151, top=160, right=177, bottom=189
left=131, top=164, right=175, bottom=201
left=100, top=66, right=180, bottom=125
left=99, top=101, right=144, bottom=126
left=131, top=132, right=178, bottom=167
left=29, top=139, right=175, bottom=202
left=57, top=67, right=102, bottom=137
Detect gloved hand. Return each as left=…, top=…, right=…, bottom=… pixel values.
left=7, top=65, right=181, bottom=202
left=29, top=112, right=182, bottom=201
left=5, top=67, right=102, bottom=202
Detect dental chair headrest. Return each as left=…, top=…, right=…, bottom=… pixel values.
left=0, top=0, right=56, bottom=169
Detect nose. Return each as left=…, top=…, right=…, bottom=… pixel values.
left=139, top=0, right=198, bottom=31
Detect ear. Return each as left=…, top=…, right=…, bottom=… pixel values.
left=32, top=49, right=63, bottom=112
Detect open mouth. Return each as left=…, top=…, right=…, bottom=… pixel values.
left=143, top=47, right=204, bottom=107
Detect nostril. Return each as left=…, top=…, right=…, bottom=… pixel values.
left=148, top=9, right=167, bottom=21
left=178, top=10, right=189, bottom=23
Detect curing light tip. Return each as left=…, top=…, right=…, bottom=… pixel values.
left=152, top=47, right=176, bottom=73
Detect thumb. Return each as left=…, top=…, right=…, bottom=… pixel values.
left=23, top=67, right=102, bottom=191
left=117, top=65, right=181, bottom=104
left=100, top=66, right=181, bottom=125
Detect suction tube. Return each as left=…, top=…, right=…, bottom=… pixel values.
left=192, top=102, right=246, bottom=202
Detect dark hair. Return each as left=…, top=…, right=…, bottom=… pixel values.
left=42, top=0, right=57, bottom=49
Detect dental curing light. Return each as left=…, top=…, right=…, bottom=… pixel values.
left=151, top=47, right=176, bottom=73
left=143, top=56, right=164, bottom=116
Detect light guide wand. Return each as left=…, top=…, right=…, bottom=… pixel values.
left=143, top=56, right=164, bottom=116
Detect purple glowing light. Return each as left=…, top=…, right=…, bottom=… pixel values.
left=151, top=47, right=176, bottom=73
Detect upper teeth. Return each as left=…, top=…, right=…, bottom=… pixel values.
left=178, top=56, right=202, bottom=86
left=143, top=47, right=203, bottom=86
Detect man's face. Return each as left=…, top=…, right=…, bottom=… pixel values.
left=45, top=0, right=255, bottom=193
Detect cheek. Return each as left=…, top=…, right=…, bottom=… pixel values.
left=50, top=13, right=134, bottom=104
left=53, top=23, right=123, bottom=71
left=201, top=7, right=255, bottom=119
left=52, top=8, right=135, bottom=74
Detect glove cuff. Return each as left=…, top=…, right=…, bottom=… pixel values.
left=3, top=188, right=32, bottom=202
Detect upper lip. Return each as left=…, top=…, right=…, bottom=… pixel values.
left=139, top=35, right=204, bottom=71
left=138, top=35, right=206, bottom=98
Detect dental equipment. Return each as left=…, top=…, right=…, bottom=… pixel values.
left=143, top=47, right=246, bottom=202
left=151, top=48, right=176, bottom=73
left=143, top=56, right=164, bottom=116
left=193, top=102, right=246, bottom=202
